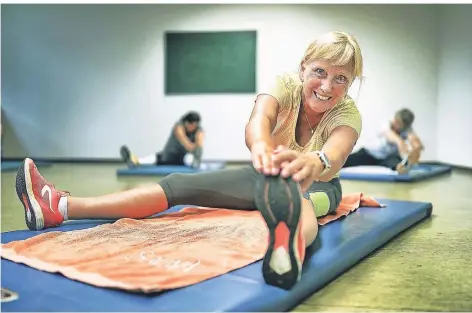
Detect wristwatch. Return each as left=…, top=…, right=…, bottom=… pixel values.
left=315, top=150, right=331, bottom=175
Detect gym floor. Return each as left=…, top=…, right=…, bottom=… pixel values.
left=1, top=162, right=472, bottom=311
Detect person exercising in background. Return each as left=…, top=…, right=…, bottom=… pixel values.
left=120, top=111, right=205, bottom=169
left=343, top=108, right=424, bottom=173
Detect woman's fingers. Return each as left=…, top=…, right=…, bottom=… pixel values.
left=253, top=154, right=262, bottom=171
left=292, top=165, right=312, bottom=182
left=280, top=158, right=305, bottom=178
left=273, top=150, right=298, bottom=167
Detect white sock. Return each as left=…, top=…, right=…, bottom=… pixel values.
left=138, top=154, right=157, bottom=165
left=183, top=153, right=194, bottom=167
left=58, top=196, right=68, bottom=221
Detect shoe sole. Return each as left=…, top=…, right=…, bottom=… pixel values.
left=15, top=158, right=44, bottom=230
left=254, top=174, right=302, bottom=290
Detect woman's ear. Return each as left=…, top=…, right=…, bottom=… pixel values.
left=299, top=63, right=305, bottom=82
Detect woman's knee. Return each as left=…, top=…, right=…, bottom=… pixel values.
left=303, top=183, right=342, bottom=218
left=159, top=172, right=190, bottom=205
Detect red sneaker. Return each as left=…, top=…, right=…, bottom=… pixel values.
left=255, top=174, right=305, bottom=290
left=15, top=158, right=68, bottom=231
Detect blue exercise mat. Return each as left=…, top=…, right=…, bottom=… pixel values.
left=116, top=162, right=227, bottom=176
left=1, top=161, right=51, bottom=172
left=1, top=199, right=432, bottom=312
left=340, top=164, right=452, bottom=182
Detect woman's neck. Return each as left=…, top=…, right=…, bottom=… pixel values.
left=301, top=100, right=324, bottom=122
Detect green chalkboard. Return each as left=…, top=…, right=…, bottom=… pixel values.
left=165, top=30, right=257, bottom=95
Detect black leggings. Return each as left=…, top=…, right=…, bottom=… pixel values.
left=343, top=148, right=401, bottom=170
left=160, top=165, right=343, bottom=218
left=157, top=147, right=203, bottom=166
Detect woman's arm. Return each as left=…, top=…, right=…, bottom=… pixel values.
left=308, top=125, right=359, bottom=182
left=174, top=124, right=196, bottom=152
left=408, top=132, right=424, bottom=151
left=245, top=94, right=281, bottom=173
left=383, top=128, right=403, bottom=145
left=406, top=132, right=424, bottom=164
left=383, top=128, right=409, bottom=155
left=195, top=130, right=205, bottom=147
left=245, top=94, right=279, bottom=150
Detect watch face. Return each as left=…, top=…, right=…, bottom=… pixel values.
left=319, top=151, right=331, bottom=168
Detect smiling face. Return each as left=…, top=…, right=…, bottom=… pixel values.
left=298, top=31, right=364, bottom=115
left=300, top=60, right=352, bottom=114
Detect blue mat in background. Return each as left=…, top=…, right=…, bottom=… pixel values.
left=1, top=161, right=52, bottom=172
left=340, top=164, right=452, bottom=182
left=116, top=162, right=227, bottom=176
left=1, top=199, right=432, bottom=312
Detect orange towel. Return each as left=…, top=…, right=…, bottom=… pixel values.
left=1, top=193, right=382, bottom=293
left=318, top=192, right=385, bottom=225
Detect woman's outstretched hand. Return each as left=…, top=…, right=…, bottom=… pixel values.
left=272, top=147, right=325, bottom=192
left=251, top=140, right=280, bottom=175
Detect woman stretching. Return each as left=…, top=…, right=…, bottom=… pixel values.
left=15, top=31, right=364, bottom=290
left=120, top=111, right=205, bottom=169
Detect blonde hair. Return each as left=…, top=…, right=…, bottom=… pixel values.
left=299, top=31, right=364, bottom=84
